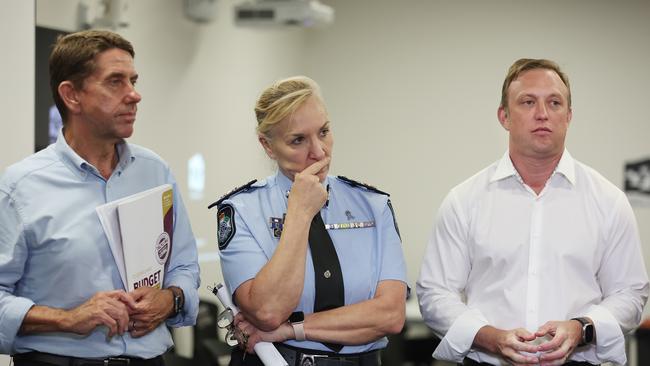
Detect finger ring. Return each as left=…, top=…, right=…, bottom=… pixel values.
left=131, top=320, right=136, bottom=331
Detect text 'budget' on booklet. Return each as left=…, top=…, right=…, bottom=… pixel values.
left=96, top=184, right=174, bottom=291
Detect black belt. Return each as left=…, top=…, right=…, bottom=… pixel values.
left=462, top=358, right=598, bottom=366
left=12, top=352, right=164, bottom=366
left=276, top=343, right=381, bottom=366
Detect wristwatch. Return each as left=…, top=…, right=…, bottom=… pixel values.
left=571, top=317, right=594, bottom=346
left=168, top=287, right=184, bottom=318
left=289, top=311, right=306, bottom=341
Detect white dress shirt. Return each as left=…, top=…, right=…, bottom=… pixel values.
left=417, top=150, right=649, bottom=365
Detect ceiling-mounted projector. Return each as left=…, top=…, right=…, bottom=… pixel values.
left=234, top=0, right=334, bottom=27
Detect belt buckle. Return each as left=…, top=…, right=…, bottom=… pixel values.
left=104, top=357, right=130, bottom=365
left=299, top=353, right=327, bottom=366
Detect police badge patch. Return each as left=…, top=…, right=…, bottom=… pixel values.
left=217, top=204, right=236, bottom=250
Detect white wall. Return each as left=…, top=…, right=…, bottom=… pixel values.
left=0, top=0, right=34, bottom=171
left=0, top=0, right=33, bottom=361
left=303, top=0, right=650, bottom=295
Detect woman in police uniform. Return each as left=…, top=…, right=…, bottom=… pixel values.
left=211, top=76, right=408, bottom=366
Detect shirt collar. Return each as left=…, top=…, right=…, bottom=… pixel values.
left=54, top=128, right=135, bottom=178
left=490, top=149, right=576, bottom=186
left=555, top=149, right=576, bottom=185
left=54, top=128, right=89, bottom=178
left=115, top=140, right=135, bottom=171
left=275, top=170, right=292, bottom=194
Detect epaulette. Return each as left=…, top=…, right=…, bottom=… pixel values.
left=208, top=179, right=258, bottom=209
left=336, top=176, right=389, bottom=196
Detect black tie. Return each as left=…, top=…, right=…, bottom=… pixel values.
left=308, top=212, right=344, bottom=352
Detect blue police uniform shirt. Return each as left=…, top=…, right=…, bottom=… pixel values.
left=218, top=170, right=407, bottom=353
left=0, top=129, right=200, bottom=357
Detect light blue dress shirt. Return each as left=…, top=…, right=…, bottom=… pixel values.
left=218, top=171, right=407, bottom=353
left=0, top=130, right=200, bottom=357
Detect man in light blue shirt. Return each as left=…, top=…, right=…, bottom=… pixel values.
left=0, top=30, right=200, bottom=364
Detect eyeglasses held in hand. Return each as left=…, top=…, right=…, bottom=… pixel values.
left=217, top=308, right=240, bottom=347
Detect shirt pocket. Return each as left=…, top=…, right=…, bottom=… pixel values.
left=330, top=226, right=376, bottom=303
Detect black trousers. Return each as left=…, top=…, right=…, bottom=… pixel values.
left=462, top=358, right=598, bottom=366
left=228, top=348, right=265, bottom=366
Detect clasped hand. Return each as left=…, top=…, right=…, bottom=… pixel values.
left=486, top=320, right=583, bottom=366
left=65, top=286, right=173, bottom=338
left=232, top=313, right=294, bottom=354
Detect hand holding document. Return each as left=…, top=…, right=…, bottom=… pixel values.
left=212, top=283, right=288, bottom=366
left=96, top=184, right=174, bottom=291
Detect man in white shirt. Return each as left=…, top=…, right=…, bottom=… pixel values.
left=417, top=58, right=649, bottom=366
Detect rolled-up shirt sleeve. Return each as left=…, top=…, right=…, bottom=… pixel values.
left=164, top=180, right=201, bottom=327
left=0, top=189, right=36, bottom=352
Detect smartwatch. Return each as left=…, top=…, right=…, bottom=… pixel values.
left=168, top=287, right=184, bottom=318
left=571, top=317, right=594, bottom=346
left=289, top=311, right=306, bottom=341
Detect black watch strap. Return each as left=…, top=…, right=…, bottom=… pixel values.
left=168, top=286, right=184, bottom=317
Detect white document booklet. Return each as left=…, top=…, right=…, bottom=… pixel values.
left=96, top=184, right=174, bottom=291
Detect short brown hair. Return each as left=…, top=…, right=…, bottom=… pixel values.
left=254, top=76, right=325, bottom=137
left=500, top=58, right=571, bottom=112
left=49, top=30, right=134, bottom=122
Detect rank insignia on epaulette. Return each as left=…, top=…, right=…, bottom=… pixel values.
left=336, top=176, right=389, bottom=196
left=217, top=204, right=236, bottom=250
left=208, top=179, right=258, bottom=209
